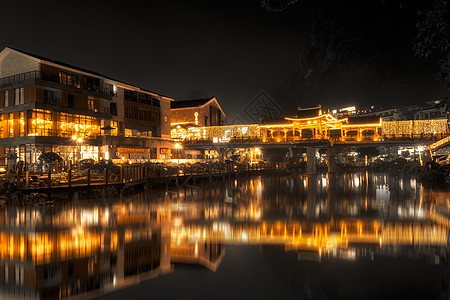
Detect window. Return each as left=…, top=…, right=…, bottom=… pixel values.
left=110, top=102, right=117, bottom=116
left=125, top=129, right=133, bottom=137
left=124, top=89, right=137, bottom=101
left=111, top=120, right=118, bottom=136
left=68, top=94, right=74, bottom=108
left=44, top=89, right=60, bottom=106
left=4, top=91, right=8, bottom=107
left=19, top=112, right=25, bottom=136
left=8, top=114, right=13, bottom=137
left=14, top=87, right=24, bottom=105
left=59, top=71, right=79, bottom=87
left=86, top=77, right=100, bottom=91
left=88, top=97, right=94, bottom=111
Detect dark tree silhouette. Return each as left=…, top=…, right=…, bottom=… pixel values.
left=264, top=1, right=445, bottom=110
left=415, top=0, right=450, bottom=90
left=261, top=0, right=299, bottom=12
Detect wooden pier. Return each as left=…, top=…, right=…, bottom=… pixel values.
left=10, top=162, right=301, bottom=194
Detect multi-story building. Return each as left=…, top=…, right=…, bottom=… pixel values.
left=0, top=47, right=174, bottom=166
left=361, top=100, right=450, bottom=121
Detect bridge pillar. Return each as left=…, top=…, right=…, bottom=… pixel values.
left=306, top=147, right=317, bottom=175
left=327, top=147, right=336, bottom=173
left=327, top=173, right=336, bottom=216
left=307, top=174, right=317, bottom=219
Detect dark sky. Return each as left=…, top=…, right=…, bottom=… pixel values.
left=0, top=0, right=446, bottom=122
left=0, top=0, right=315, bottom=121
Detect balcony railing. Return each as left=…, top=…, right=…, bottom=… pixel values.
left=0, top=71, right=114, bottom=97
left=0, top=70, right=41, bottom=87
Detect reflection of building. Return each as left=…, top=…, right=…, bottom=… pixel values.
left=0, top=47, right=174, bottom=165
left=1, top=172, right=449, bottom=299
left=0, top=202, right=224, bottom=300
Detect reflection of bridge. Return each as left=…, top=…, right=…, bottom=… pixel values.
left=173, top=219, right=448, bottom=259
left=1, top=196, right=450, bottom=299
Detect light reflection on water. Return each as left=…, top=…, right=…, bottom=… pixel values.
left=0, top=172, right=450, bottom=299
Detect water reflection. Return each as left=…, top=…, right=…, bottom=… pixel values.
left=0, top=172, right=449, bottom=299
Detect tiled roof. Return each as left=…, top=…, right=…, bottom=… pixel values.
left=171, top=97, right=215, bottom=109
left=296, top=106, right=322, bottom=118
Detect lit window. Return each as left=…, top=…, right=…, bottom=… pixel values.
left=125, top=129, right=133, bottom=137
left=88, top=97, right=95, bottom=111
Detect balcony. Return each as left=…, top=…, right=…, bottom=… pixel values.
left=0, top=71, right=114, bottom=98
left=0, top=70, right=41, bottom=87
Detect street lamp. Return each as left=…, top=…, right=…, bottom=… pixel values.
left=174, top=143, right=182, bottom=164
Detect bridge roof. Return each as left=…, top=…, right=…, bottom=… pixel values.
left=296, top=106, right=322, bottom=118
left=347, top=116, right=381, bottom=125
left=259, top=117, right=292, bottom=126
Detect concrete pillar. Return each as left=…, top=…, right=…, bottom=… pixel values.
left=327, top=147, right=336, bottom=173
left=306, top=147, right=317, bottom=175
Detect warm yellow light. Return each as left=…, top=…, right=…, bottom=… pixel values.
left=174, top=143, right=182, bottom=149
left=72, top=135, right=77, bottom=140
left=77, top=137, right=83, bottom=143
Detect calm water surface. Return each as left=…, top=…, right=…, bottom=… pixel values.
left=1, top=172, right=450, bottom=300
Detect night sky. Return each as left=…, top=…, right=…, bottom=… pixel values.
left=0, top=0, right=447, bottom=121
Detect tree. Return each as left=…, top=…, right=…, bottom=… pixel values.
left=415, top=0, right=450, bottom=91
left=262, top=1, right=445, bottom=110
left=270, top=1, right=441, bottom=110
left=261, top=0, right=299, bottom=12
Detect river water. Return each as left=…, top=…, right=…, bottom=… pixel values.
left=1, top=172, right=449, bottom=300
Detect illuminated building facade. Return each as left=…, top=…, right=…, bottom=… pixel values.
left=0, top=47, right=174, bottom=165
left=171, top=97, right=226, bottom=159
left=261, top=106, right=382, bottom=142
left=173, top=105, right=448, bottom=143
left=171, top=97, right=225, bottom=128
left=362, top=99, right=450, bottom=122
